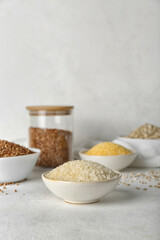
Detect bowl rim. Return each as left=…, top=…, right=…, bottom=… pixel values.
left=0, top=147, right=41, bottom=161
left=79, top=149, right=137, bottom=157
left=42, top=170, right=122, bottom=184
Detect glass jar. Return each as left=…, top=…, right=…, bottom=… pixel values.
left=26, top=106, right=74, bottom=167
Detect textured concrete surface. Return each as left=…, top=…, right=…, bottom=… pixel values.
left=0, top=167, right=159, bottom=240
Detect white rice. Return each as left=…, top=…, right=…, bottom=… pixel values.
left=46, top=160, right=120, bottom=182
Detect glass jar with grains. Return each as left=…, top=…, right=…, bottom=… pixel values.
left=26, top=106, right=74, bottom=167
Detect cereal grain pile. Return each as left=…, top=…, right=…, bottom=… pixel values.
left=29, top=127, right=72, bottom=167
left=86, top=142, right=131, bottom=156
left=0, top=140, right=34, bottom=158
left=126, top=123, right=160, bottom=139
left=46, top=160, right=120, bottom=182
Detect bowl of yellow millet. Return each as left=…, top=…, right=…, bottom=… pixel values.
left=79, top=142, right=137, bottom=171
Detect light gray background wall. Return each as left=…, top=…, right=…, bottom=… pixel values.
left=0, top=0, right=159, bottom=146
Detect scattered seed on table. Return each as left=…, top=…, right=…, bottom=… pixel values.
left=128, top=180, right=133, bottom=183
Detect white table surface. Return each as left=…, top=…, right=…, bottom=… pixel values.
left=0, top=167, right=159, bottom=240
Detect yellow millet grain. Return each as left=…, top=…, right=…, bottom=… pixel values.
left=86, top=142, right=132, bottom=156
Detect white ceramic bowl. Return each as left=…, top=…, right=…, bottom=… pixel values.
left=0, top=148, right=41, bottom=183
left=113, top=137, right=160, bottom=167
left=79, top=150, right=137, bottom=171
left=42, top=171, right=121, bottom=204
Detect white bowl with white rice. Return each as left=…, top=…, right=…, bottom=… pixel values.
left=113, top=123, right=160, bottom=167
left=42, top=160, right=121, bottom=204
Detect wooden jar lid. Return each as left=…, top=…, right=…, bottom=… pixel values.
left=26, top=106, right=74, bottom=116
